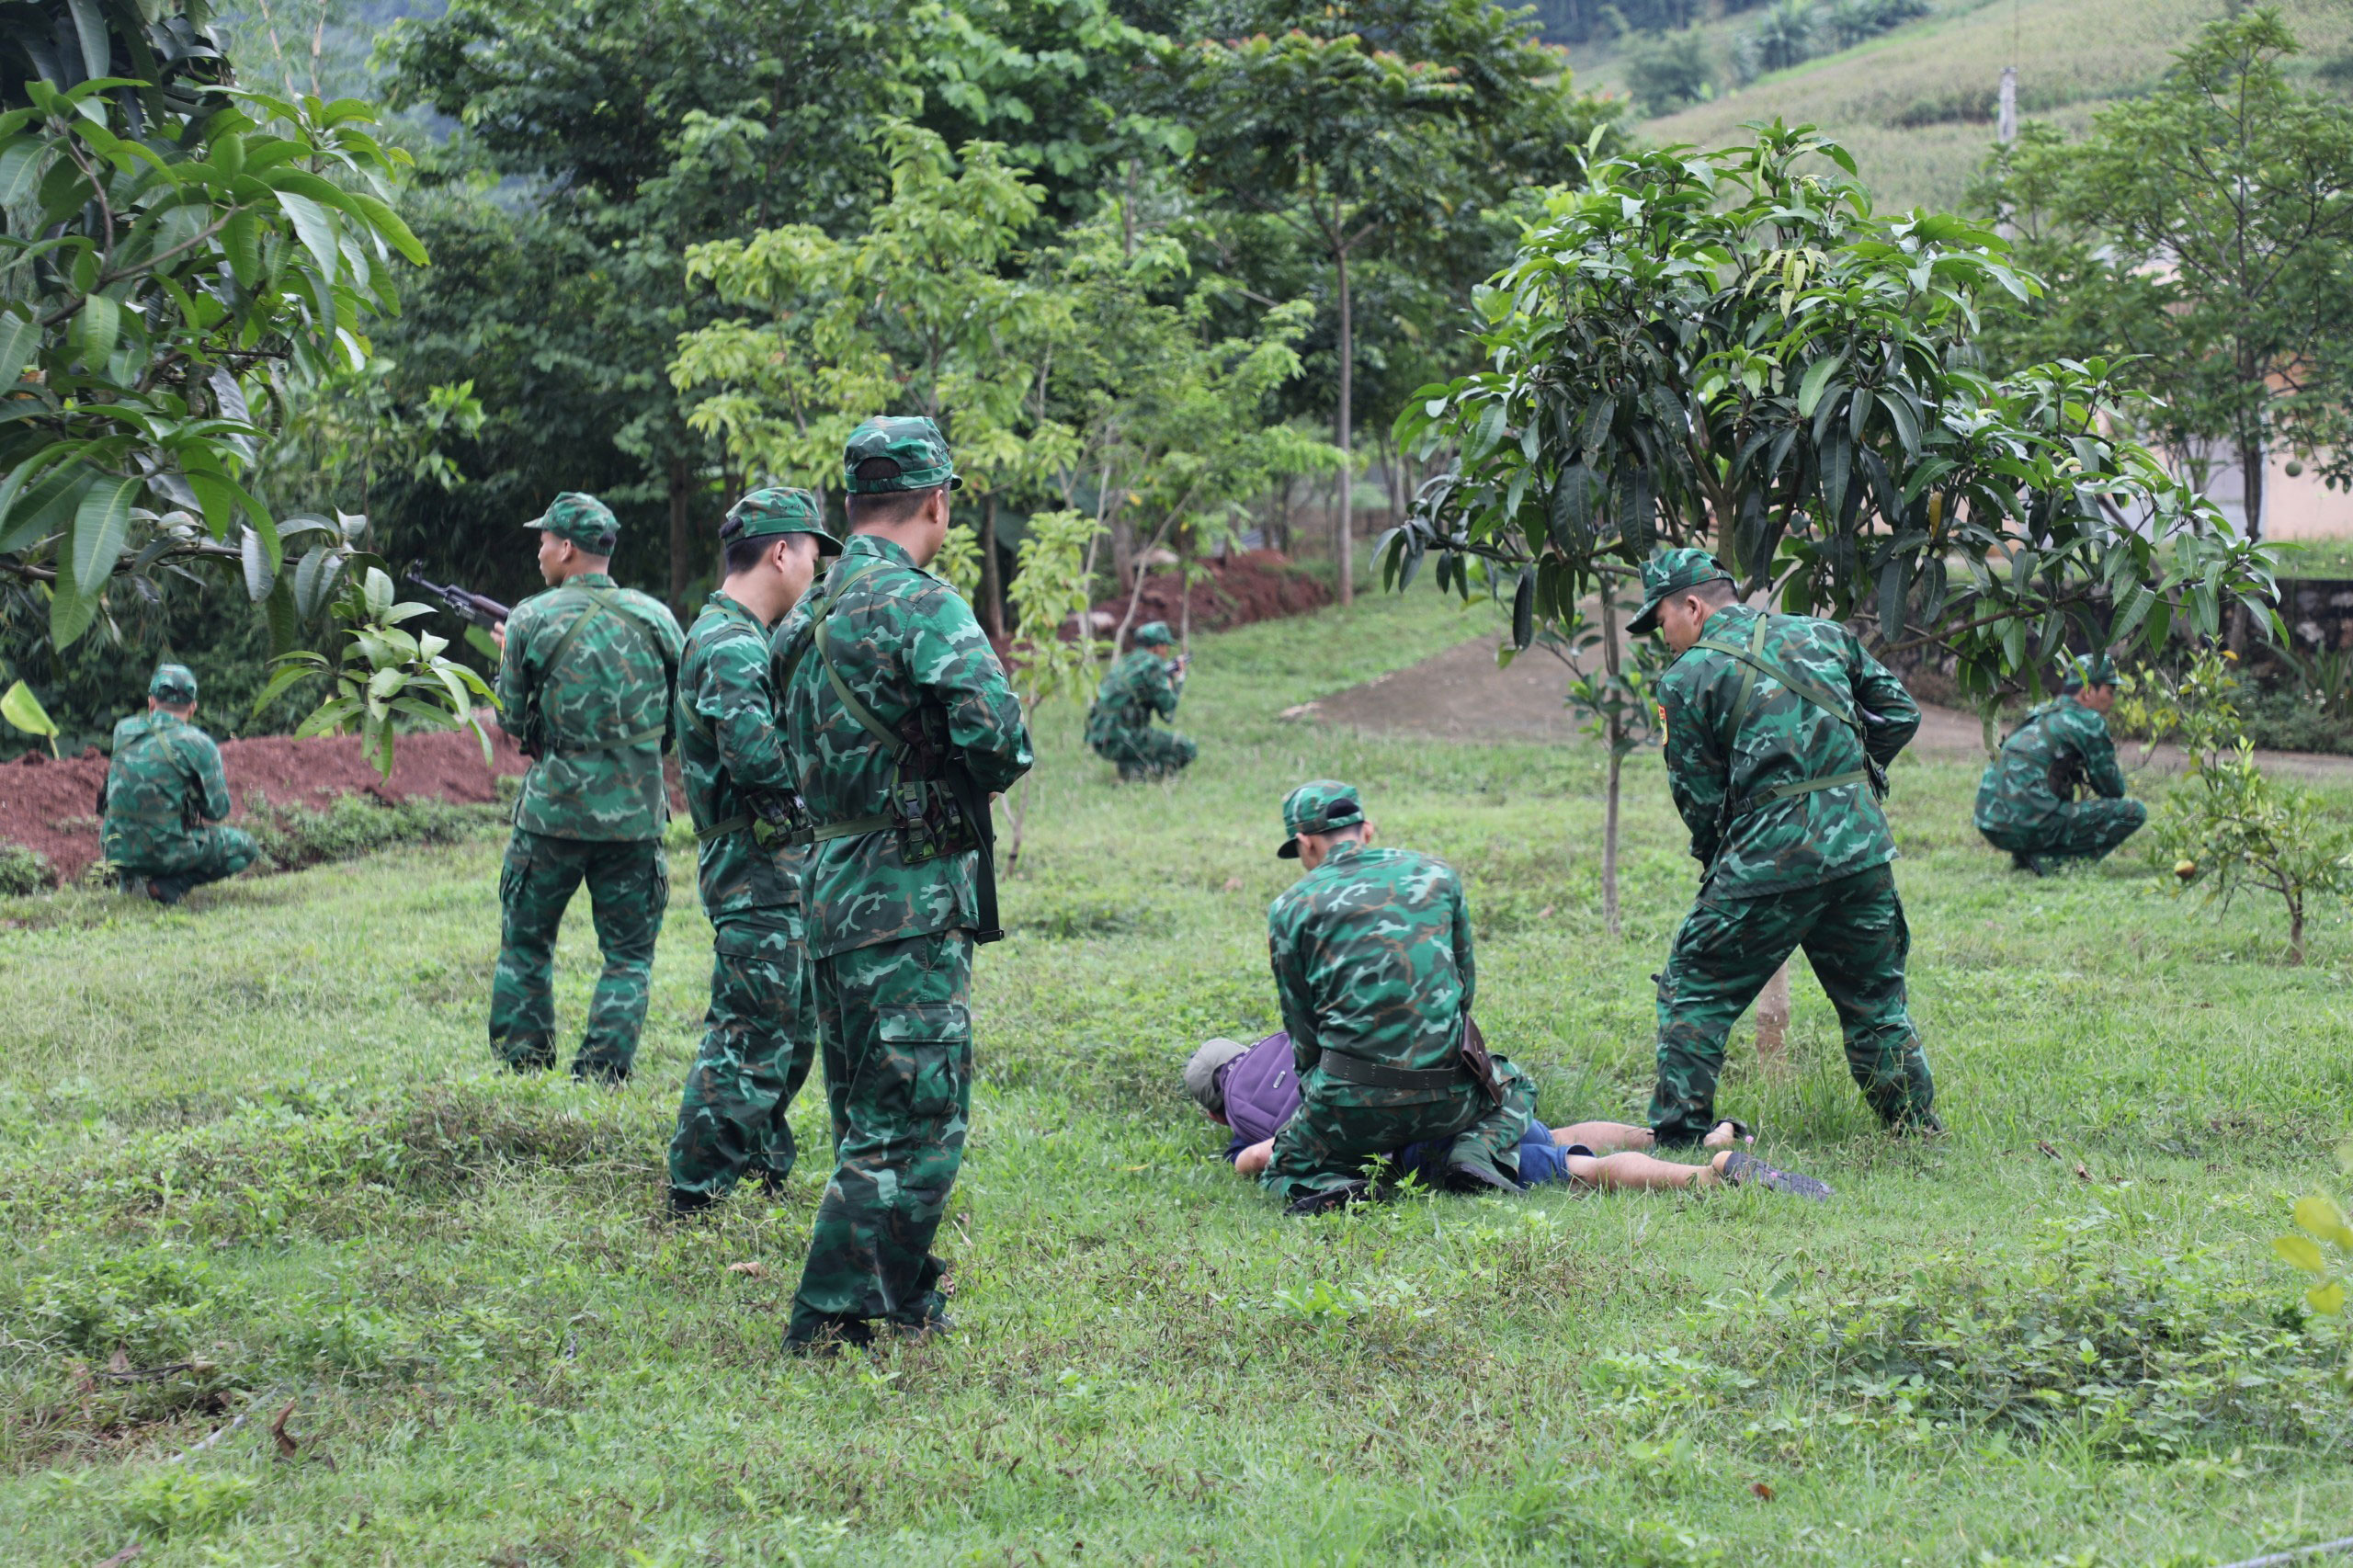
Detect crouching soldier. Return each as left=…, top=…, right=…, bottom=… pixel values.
left=1975, top=653, right=2146, bottom=874
left=99, top=664, right=260, bottom=904
left=1261, top=779, right=1534, bottom=1214
left=1086, top=620, right=1196, bottom=781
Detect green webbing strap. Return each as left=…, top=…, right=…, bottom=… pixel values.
left=813, top=812, right=892, bottom=842
left=1732, top=768, right=1871, bottom=819
left=553, top=724, right=668, bottom=756
left=535, top=585, right=677, bottom=756
left=1696, top=613, right=1868, bottom=743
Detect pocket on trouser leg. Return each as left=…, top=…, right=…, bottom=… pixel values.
left=872, top=1010, right=971, bottom=1126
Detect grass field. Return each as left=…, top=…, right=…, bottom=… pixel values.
left=4, top=585, right=2351, bottom=1564
left=1581, top=0, right=2353, bottom=213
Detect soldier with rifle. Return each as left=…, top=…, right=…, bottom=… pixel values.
left=665, top=488, right=840, bottom=1219
left=1973, top=653, right=2145, bottom=874
left=767, top=416, right=1032, bottom=1353
left=1631, top=548, right=1939, bottom=1147
left=1086, top=620, right=1197, bottom=781
left=487, top=493, right=684, bottom=1084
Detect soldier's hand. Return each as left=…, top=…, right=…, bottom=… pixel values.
left=491, top=621, right=507, bottom=653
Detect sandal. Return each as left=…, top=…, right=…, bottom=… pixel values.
left=1720, top=1149, right=1832, bottom=1202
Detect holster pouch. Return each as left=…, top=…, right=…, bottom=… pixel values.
left=888, top=778, right=977, bottom=866
left=1459, top=1016, right=1505, bottom=1108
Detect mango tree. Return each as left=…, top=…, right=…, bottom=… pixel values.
left=1382, top=123, right=2279, bottom=929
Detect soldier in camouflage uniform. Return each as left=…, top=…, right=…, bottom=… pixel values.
left=1632, top=549, right=1939, bottom=1145
left=1086, top=620, right=1196, bottom=781
left=666, top=489, right=843, bottom=1217
left=1974, top=653, right=2145, bottom=873
left=768, top=416, right=1033, bottom=1351
left=489, top=493, right=685, bottom=1084
left=98, top=664, right=259, bottom=904
left=1261, top=780, right=1538, bottom=1214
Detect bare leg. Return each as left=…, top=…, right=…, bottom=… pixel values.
left=1562, top=1149, right=1736, bottom=1192
left=1552, top=1119, right=1748, bottom=1152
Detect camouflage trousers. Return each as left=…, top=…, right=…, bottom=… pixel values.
left=1981, top=799, right=2147, bottom=864
left=785, top=928, right=973, bottom=1348
left=668, top=913, right=818, bottom=1200
left=1264, top=1054, right=1537, bottom=1205
left=1649, top=862, right=1936, bottom=1145
left=489, top=829, right=667, bottom=1083
left=1092, top=725, right=1197, bottom=781
left=115, top=824, right=260, bottom=900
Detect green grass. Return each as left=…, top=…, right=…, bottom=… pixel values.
left=3, top=585, right=2351, bottom=1564
left=1585, top=0, right=2353, bottom=212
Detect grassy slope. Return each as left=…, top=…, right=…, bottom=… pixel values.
left=2, top=586, right=2350, bottom=1563
left=1581, top=0, right=2353, bottom=213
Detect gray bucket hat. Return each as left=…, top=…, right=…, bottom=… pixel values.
left=1184, top=1037, right=1251, bottom=1115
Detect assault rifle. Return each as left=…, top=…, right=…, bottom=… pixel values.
left=406, top=563, right=512, bottom=631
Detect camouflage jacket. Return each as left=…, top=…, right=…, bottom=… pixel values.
left=99, top=711, right=232, bottom=868
left=495, top=572, right=684, bottom=843
left=1085, top=649, right=1181, bottom=743
left=1974, top=696, right=2128, bottom=835
left=769, top=534, right=1032, bottom=959
left=675, top=591, right=804, bottom=920
left=1657, top=604, right=1919, bottom=898
left=1267, top=841, right=1473, bottom=1103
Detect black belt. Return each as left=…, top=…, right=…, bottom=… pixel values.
left=1315, top=1052, right=1468, bottom=1092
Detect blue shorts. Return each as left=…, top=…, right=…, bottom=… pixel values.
left=1390, top=1119, right=1588, bottom=1189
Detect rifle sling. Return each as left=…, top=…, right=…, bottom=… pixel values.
left=1700, top=614, right=1887, bottom=826
left=534, top=585, right=676, bottom=756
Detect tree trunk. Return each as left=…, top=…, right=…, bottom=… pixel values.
left=1006, top=771, right=1033, bottom=874
left=1600, top=586, right=1623, bottom=936
left=1754, top=962, right=1792, bottom=1074
left=2230, top=432, right=2265, bottom=652
left=980, top=493, right=1005, bottom=640
left=1334, top=244, right=1354, bottom=608
left=666, top=457, right=692, bottom=617
left=2289, top=895, right=2305, bottom=966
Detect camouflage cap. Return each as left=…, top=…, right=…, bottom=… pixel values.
left=2063, top=652, right=2119, bottom=690
left=842, top=415, right=962, bottom=494
left=526, top=492, right=620, bottom=552
left=1184, top=1036, right=1251, bottom=1115
left=148, top=663, right=198, bottom=703
left=722, top=487, right=842, bottom=554
left=1628, top=547, right=1734, bottom=636
left=1278, top=778, right=1366, bottom=860
left=1133, top=620, right=1176, bottom=648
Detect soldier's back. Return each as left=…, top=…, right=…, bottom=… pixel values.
left=1270, top=844, right=1465, bottom=1076
left=503, top=573, right=682, bottom=842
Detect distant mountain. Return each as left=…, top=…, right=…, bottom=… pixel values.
left=1563, top=0, right=2353, bottom=212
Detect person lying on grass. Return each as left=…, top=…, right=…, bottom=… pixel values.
left=1185, top=1031, right=1831, bottom=1199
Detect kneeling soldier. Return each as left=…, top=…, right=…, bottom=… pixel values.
left=1086, top=620, right=1196, bottom=781
left=1261, top=779, right=1537, bottom=1214
left=99, top=664, right=260, bottom=904
left=667, top=489, right=841, bottom=1217
left=1631, top=549, right=1939, bottom=1146
left=1974, top=653, right=2145, bottom=874
left=488, top=494, right=685, bottom=1084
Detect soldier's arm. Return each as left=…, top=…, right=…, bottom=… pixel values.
left=494, top=598, right=532, bottom=723
left=1847, top=633, right=1921, bottom=763
left=187, top=733, right=233, bottom=823
left=1145, top=661, right=1180, bottom=721
left=2070, top=709, right=2130, bottom=798
left=908, top=585, right=1034, bottom=792
left=1446, top=863, right=1477, bottom=1017
left=1268, top=905, right=1320, bottom=1070
left=702, top=634, right=795, bottom=793
left=1661, top=680, right=1727, bottom=867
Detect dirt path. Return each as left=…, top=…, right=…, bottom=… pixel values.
left=1301, top=633, right=2353, bottom=783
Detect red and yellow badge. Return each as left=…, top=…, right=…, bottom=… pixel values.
left=1655, top=701, right=1669, bottom=741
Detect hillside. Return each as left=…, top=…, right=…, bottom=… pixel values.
left=1569, top=0, right=2353, bottom=213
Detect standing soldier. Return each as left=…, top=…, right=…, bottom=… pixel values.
left=769, top=416, right=1032, bottom=1352
left=1086, top=620, right=1196, bottom=781
left=1260, top=779, right=1538, bottom=1214
left=99, top=664, right=260, bottom=904
left=1974, top=653, right=2145, bottom=874
left=666, top=489, right=842, bottom=1217
left=488, top=493, right=685, bottom=1085
left=1630, top=548, right=1939, bottom=1145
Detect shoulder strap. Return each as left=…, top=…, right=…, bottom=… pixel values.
left=1697, top=614, right=1865, bottom=742
left=775, top=559, right=905, bottom=762
left=535, top=586, right=678, bottom=754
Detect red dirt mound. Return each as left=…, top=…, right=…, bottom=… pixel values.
left=0, top=720, right=529, bottom=886
left=1091, top=550, right=1330, bottom=641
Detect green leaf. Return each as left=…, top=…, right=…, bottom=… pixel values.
left=0, top=679, right=60, bottom=744
left=1797, top=355, right=1844, bottom=419
left=244, top=661, right=324, bottom=722
left=0, top=311, right=39, bottom=387
left=0, top=138, right=47, bottom=206
left=72, top=293, right=119, bottom=365
left=239, top=523, right=276, bottom=601
left=2309, top=1279, right=2348, bottom=1317
left=275, top=189, right=341, bottom=284
left=70, top=472, right=140, bottom=591
left=2293, top=1194, right=2353, bottom=1250
left=2275, top=1233, right=2325, bottom=1274
left=346, top=190, right=428, bottom=267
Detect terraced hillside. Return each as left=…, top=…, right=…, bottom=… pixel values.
left=1571, top=0, right=2353, bottom=211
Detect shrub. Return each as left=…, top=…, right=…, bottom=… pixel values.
left=0, top=843, right=56, bottom=895
left=1625, top=28, right=1713, bottom=116
left=119, top=1467, right=259, bottom=1538
left=242, top=792, right=505, bottom=872
left=17, top=1244, right=234, bottom=1365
